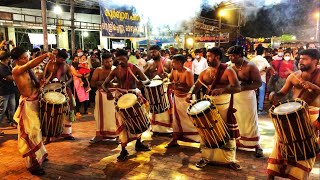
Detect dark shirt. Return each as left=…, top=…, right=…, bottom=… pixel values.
left=0, top=63, right=15, bottom=95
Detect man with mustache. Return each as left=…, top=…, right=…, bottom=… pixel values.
left=227, top=45, right=264, bottom=158
left=268, top=49, right=320, bottom=180
left=143, top=45, right=173, bottom=135
left=187, top=47, right=241, bottom=169
left=102, top=49, right=151, bottom=161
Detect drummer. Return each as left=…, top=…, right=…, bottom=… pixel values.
left=268, top=49, right=320, bottom=180
left=102, top=49, right=151, bottom=161
left=42, top=50, right=76, bottom=143
left=11, top=47, right=54, bottom=175
left=187, top=47, right=242, bottom=170
left=166, top=54, right=200, bottom=148
left=227, top=45, right=264, bottom=158
left=143, top=45, right=173, bottom=135
left=90, top=53, right=118, bottom=143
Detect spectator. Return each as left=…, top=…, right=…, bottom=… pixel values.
left=0, top=51, right=17, bottom=135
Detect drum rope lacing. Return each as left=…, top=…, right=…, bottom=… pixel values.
left=188, top=97, right=230, bottom=148
left=271, top=99, right=318, bottom=161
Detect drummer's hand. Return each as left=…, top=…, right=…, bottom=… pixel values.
left=209, top=88, right=224, bottom=96
left=300, top=81, right=314, bottom=91
left=268, top=91, right=279, bottom=105
left=186, top=93, right=192, bottom=103
left=107, top=92, right=114, bottom=100
left=47, top=52, right=55, bottom=60
left=137, top=80, right=143, bottom=88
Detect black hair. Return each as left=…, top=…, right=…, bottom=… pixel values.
left=227, top=46, right=244, bottom=57
left=306, top=43, right=316, bottom=49
left=10, top=47, right=26, bottom=60
left=300, top=49, right=320, bottom=60
left=149, top=45, right=161, bottom=51
left=194, top=49, right=201, bottom=54
left=172, top=54, right=186, bottom=64
left=0, top=50, right=10, bottom=61
left=110, top=49, right=117, bottom=53
left=101, top=53, right=113, bottom=60
left=57, top=49, right=68, bottom=59
left=255, top=44, right=264, bottom=55
left=207, top=47, right=223, bottom=59
left=115, top=49, right=128, bottom=57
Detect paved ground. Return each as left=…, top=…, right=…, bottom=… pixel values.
left=0, top=107, right=319, bottom=180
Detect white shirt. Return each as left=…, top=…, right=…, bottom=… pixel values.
left=192, top=57, right=208, bottom=75
left=137, top=58, right=146, bottom=71
left=250, top=55, right=270, bottom=83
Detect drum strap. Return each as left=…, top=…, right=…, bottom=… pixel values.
left=227, top=94, right=240, bottom=139
left=125, top=63, right=134, bottom=90
left=157, top=57, right=166, bottom=75
left=297, top=67, right=320, bottom=98
left=28, top=69, right=40, bottom=88
left=208, top=63, right=227, bottom=91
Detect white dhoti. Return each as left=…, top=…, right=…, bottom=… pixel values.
left=150, top=111, right=173, bottom=133
left=94, top=89, right=120, bottom=138
left=14, top=97, right=48, bottom=170
left=172, top=94, right=200, bottom=142
left=201, top=94, right=237, bottom=164
left=234, top=90, right=260, bottom=149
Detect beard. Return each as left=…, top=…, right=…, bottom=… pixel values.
left=208, top=60, right=218, bottom=67
left=299, top=64, right=310, bottom=71
left=152, top=54, right=160, bottom=61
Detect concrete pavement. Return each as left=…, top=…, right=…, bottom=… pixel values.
left=0, top=109, right=319, bottom=180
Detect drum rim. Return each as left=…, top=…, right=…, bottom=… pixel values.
left=187, top=98, right=216, bottom=116
left=146, top=79, right=163, bottom=87
left=39, top=90, right=69, bottom=104
left=115, top=90, right=140, bottom=109
left=269, top=99, right=307, bottom=116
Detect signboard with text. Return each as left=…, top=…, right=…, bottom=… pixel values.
left=99, top=0, right=145, bottom=38
left=194, top=33, right=229, bottom=43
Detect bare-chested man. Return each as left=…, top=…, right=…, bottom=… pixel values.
left=102, top=49, right=151, bottom=161
left=143, top=45, right=173, bottom=134
left=90, top=53, right=118, bottom=143
left=42, top=50, right=75, bottom=142
left=267, top=49, right=320, bottom=180
left=11, top=47, right=54, bottom=175
left=165, top=54, right=200, bottom=148
left=188, top=47, right=241, bottom=170
left=228, top=45, right=263, bottom=158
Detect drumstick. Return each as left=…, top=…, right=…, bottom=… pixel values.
left=196, top=79, right=209, bottom=90
left=127, top=67, right=139, bottom=82
left=287, top=70, right=312, bottom=92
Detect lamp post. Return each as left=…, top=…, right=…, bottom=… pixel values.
left=218, top=10, right=226, bottom=47
left=315, top=12, right=320, bottom=41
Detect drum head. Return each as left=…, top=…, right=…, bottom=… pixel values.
left=44, top=83, right=62, bottom=91
left=43, top=92, right=66, bottom=104
left=117, top=93, right=137, bottom=109
left=274, top=102, right=302, bottom=115
left=147, top=80, right=163, bottom=87
left=188, top=100, right=211, bottom=115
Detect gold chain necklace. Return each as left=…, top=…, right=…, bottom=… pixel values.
left=234, top=59, right=244, bottom=71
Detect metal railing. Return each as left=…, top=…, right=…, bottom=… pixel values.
left=1, top=12, right=101, bottom=30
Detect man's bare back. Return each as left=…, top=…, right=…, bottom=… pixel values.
left=170, top=67, right=193, bottom=94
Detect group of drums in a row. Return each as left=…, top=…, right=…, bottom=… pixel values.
left=39, top=79, right=319, bottom=162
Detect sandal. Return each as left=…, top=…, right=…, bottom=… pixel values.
left=229, top=163, right=242, bottom=171
left=195, top=159, right=208, bottom=168
left=117, top=150, right=129, bottom=162
left=255, top=148, right=263, bottom=158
